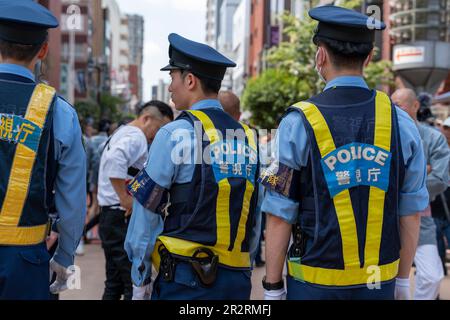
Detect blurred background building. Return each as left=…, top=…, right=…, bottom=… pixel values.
left=37, top=0, right=144, bottom=116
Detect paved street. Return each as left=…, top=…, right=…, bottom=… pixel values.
left=61, top=242, right=450, bottom=300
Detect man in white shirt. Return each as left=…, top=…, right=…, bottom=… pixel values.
left=97, top=101, right=173, bottom=300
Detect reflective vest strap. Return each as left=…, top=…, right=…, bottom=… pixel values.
left=292, top=102, right=360, bottom=268
left=365, top=92, right=393, bottom=266
left=185, top=110, right=232, bottom=258
left=288, top=259, right=399, bottom=287
left=293, top=102, right=335, bottom=158
left=187, top=110, right=221, bottom=144
left=240, top=122, right=257, bottom=150
left=0, top=223, right=49, bottom=246
left=235, top=123, right=256, bottom=254
left=0, top=84, right=55, bottom=229
left=232, top=180, right=254, bottom=253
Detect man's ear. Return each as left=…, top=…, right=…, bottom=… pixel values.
left=37, top=42, right=49, bottom=60
left=184, top=72, right=196, bottom=90
left=317, top=46, right=326, bottom=67
left=364, top=49, right=375, bottom=68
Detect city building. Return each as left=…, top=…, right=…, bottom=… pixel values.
left=389, top=0, right=450, bottom=97
left=232, top=0, right=251, bottom=97
left=218, top=0, right=241, bottom=90
left=60, top=0, right=93, bottom=103
left=153, top=80, right=170, bottom=104
left=102, top=0, right=130, bottom=106
left=38, top=0, right=62, bottom=91
left=206, top=0, right=223, bottom=48
left=127, top=14, right=144, bottom=103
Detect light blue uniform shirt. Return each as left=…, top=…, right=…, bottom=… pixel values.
left=0, top=64, right=87, bottom=268
left=261, top=76, right=429, bottom=224
left=125, top=99, right=260, bottom=286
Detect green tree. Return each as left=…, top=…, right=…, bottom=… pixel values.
left=242, top=0, right=394, bottom=129
left=74, top=100, right=100, bottom=124
left=74, top=93, right=133, bottom=128
left=242, top=69, right=311, bottom=129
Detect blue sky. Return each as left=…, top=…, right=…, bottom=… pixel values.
left=116, top=0, right=207, bottom=101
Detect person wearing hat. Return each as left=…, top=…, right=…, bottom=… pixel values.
left=0, top=1, right=86, bottom=299
left=125, top=33, right=260, bottom=300
left=259, top=5, right=428, bottom=300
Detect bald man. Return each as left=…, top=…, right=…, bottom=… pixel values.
left=219, top=91, right=242, bottom=121
left=392, top=88, right=449, bottom=300
left=392, top=89, right=421, bottom=121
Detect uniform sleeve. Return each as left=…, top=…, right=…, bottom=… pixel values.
left=426, top=131, right=450, bottom=201
left=125, top=126, right=181, bottom=286
left=52, top=98, right=87, bottom=268
left=397, top=109, right=430, bottom=216
left=125, top=200, right=164, bottom=286
left=260, top=112, right=310, bottom=224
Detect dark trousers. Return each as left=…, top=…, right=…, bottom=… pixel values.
left=255, top=212, right=266, bottom=264
left=287, top=276, right=395, bottom=300
left=434, top=217, right=450, bottom=276
left=99, top=208, right=132, bottom=300
left=151, top=260, right=252, bottom=300
left=0, top=243, right=51, bottom=300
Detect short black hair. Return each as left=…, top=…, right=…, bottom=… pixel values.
left=98, top=119, right=112, bottom=133
left=181, top=69, right=222, bottom=95
left=314, top=35, right=373, bottom=70
left=139, top=100, right=174, bottom=121
left=0, top=39, right=45, bottom=63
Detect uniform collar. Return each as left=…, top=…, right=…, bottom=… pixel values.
left=0, top=63, right=35, bottom=82
left=324, top=76, right=369, bottom=91
left=191, top=99, right=224, bottom=111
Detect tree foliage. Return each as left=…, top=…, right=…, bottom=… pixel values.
left=74, top=93, right=132, bottom=127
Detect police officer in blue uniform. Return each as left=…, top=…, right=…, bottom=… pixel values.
left=260, top=5, right=428, bottom=300
left=0, top=1, right=86, bottom=300
left=125, top=33, right=260, bottom=300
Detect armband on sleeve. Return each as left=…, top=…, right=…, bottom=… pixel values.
left=127, top=169, right=168, bottom=213
left=258, top=161, right=302, bottom=200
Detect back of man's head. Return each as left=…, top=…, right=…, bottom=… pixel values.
left=0, top=38, right=48, bottom=66
left=138, top=100, right=174, bottom=122
left=98, top=119, right=112, bottom=133
left=314, top=35, right=373, bottom=72
left=219, top=91, right=241, bottom=121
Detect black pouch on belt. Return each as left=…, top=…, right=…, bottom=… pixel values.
left=190, top=248, right=219, bottom=287
left=158, top=245, right=176, bottom=282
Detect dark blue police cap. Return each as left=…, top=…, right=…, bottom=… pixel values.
left=309, top=5, right=386, bottom=44
left=0, top=0, right=59, bottom=45
left=161, top=33, right=236, bottom=81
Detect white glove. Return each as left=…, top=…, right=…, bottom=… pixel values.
left=394, top=278, right=411, bottom=300
left=264, top=288, right=286, bottom=300
left=49, top=259, right=70, bottom=294
left=132, top=284, right=151, bottom=300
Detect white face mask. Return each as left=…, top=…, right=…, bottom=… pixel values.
left=315, top=49, right=326, bottom=83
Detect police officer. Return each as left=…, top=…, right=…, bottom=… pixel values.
left=0, top=1, right=86, bottom=300
left=125, top=33, right=260, bottom=300
left=260, top=5, right=428, bottom=300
